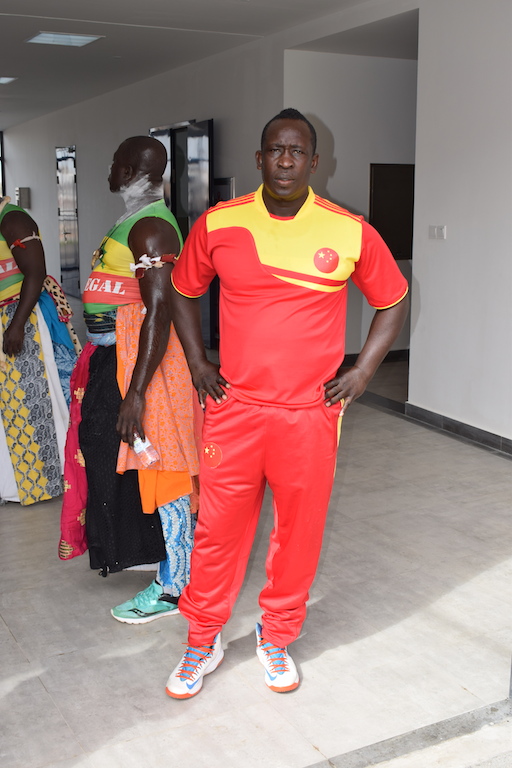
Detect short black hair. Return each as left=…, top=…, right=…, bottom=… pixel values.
left=261, top=108, right=317, bottom=154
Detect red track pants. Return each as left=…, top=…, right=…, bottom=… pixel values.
left=179, top=395, right=342, bottom=647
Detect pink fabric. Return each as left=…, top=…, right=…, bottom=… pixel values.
left=58, top=343, right=95, bottom=560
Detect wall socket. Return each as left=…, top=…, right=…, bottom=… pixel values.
left=429, top=224, right=446, bottom=240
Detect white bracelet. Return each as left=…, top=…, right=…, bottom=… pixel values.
left=129, top=254, right=164, bottom=273
left=10, top=232, right=42, bottom=251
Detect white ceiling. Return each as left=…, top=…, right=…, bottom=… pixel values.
left=0, top=1, right=418, bottom=131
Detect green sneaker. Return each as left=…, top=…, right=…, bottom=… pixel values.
left=111, top=580, right=180, bottom=624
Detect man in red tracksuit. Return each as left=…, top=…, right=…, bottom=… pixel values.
left=166, top=108, right=409, bottom=698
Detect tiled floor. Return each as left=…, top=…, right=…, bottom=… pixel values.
left=1, top=376, right=511, bottom=767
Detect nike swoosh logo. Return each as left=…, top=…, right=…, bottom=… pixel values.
left=266, top=671, right=277, bottom=681
left=186, top=677, right=201, bottom=690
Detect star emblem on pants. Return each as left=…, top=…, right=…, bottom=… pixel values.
left=203, top=442, right=222, bottom=468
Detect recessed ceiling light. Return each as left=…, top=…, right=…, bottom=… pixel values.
left=26, top=32, right=103, bottom=47
left=0, top=77, right=17, bottom=85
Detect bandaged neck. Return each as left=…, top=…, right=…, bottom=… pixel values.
left=116, top=175, right=164, bottom=223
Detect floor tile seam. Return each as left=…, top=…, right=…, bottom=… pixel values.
left=9, top=671, right=89, bottom=761
left=303, top=699, right=512, bottom=768
left=247, top=687, right=333, bottom=766
left=36, top=673, right=81, bottom=740
left=410, top=601, right=510, bottom=637
left=223, top=651, right=339, bottom=750
left=0, top=617, right=27, bottom=650
left=142, top=689, right=326, bottom=749
left=323, top=536, right=425, bottom=557
left=319, top=603, right=509, bottom=654
left=9, top=646, right=95, bottom=666
left=399, top=608, right=512, bottom=639
left=438, top=577, right=512, bottom=602
left=358, top=398, right=512, bottom=462
left=76, top=706, right=327, bottom=767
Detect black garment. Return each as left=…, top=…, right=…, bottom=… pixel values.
left=79, top=344, right=166, bottom=573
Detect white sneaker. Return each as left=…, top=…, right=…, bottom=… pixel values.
left=166, top=633, right=223, bottom=699
left=255, top=622, right=299, bottom=693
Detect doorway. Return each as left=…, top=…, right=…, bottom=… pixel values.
left=367, top=163, right=414, bottom=405
left=150, top=120, right=218, bottom=348
left=56, top=146, right=80, bottom=298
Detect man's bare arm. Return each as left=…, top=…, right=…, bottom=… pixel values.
left=1, top=210, right=46, bottom=356
left=170, top=286, right=229, bottom=408
left=115, top=217, right=180, bottom=445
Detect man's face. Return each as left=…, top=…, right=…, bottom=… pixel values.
left=108, top=148, right=128, bottom=193
left=256, top=119, right=318, bottom=206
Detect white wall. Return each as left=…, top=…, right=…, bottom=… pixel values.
left=409, top=0, right=512, bottom=437
left=284, top=49, right=417, bottom=353
left=4, top=0, right=512, bottom=439
left=4, top=38, right=283, bottom=286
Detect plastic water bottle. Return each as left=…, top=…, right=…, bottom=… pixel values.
left=132, top=432, right=159, bottom=468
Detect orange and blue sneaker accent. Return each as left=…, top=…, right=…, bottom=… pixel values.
left=166, top=633, right=224, bottom=699
left=255, top=622, right=300, bottom=692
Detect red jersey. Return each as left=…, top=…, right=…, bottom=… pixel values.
left=172, top=186, right=408, bottom=408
